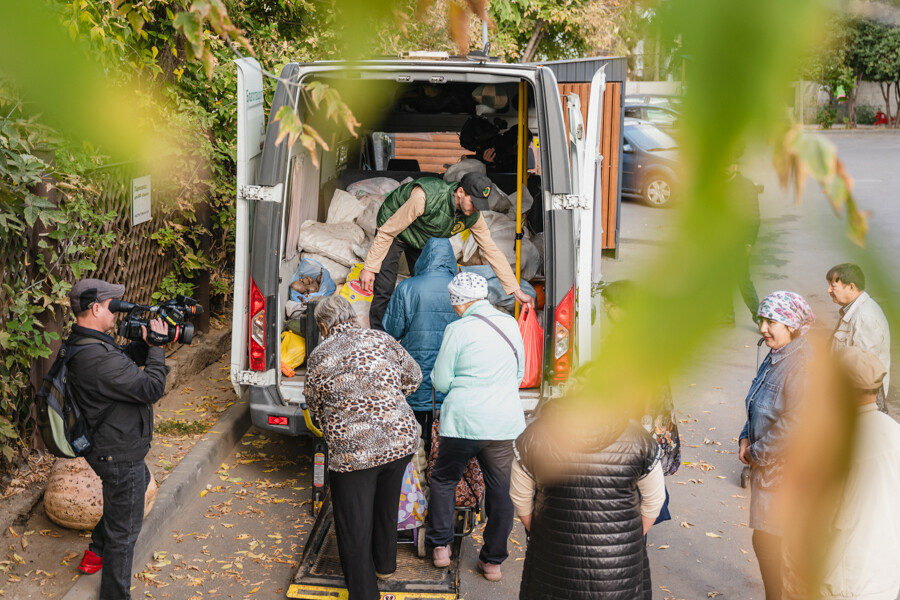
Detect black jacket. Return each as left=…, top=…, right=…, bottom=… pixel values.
left=516, top=416, right=659, bottom=600
left=67, top=324, right=169, bottom=461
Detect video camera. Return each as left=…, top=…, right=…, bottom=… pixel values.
left=109, top=295, right=204, bottom=346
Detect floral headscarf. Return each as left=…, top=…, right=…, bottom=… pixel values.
left=757, top=291, right=816, bottom=335
left=447, top=272, right=488, bottom=306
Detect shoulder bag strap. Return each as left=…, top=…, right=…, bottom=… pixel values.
left=472, top=313, right=519, bottom=370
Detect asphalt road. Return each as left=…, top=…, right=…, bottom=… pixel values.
left=132, top=130, right=900, bottom=600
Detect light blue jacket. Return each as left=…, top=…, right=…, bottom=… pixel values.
left=431, top=300, right=526, bottom=440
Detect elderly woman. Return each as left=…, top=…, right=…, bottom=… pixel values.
left=426, top=272, right=525, bottom=581
left=739, top=291, right=815, bottom=600
left=304, top=295, right=422, bottom=600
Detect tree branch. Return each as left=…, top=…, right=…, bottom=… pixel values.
left=522, top=19, right=546, bottom=63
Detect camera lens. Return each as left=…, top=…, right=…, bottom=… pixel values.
left=179, top=323, right=194, bottom=345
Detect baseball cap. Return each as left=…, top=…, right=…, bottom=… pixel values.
left=69, top=278, right=125, bottom=313
left=459, top=172, right=495, bottom=212
left=837, top=346, right=886, bottom=391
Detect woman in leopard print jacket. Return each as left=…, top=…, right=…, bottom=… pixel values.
left=304, top=295, right=422, bottom=600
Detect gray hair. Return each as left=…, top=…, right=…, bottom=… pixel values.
left=314, top=294, right=356, bottom=330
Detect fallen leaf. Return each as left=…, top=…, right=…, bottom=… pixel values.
left=680, top=521, right=694, bottom=528
left=658, top=545, right=670, bottom=549
left=706, top=532, right=722, bottom=538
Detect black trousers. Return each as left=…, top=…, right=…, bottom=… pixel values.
left=370, top=238, right=422, bottom=331
left=752, top=529, right=783, bottom=600
left=87, top=458, right=150, bottom=600
left=330, top=454, right=412, bottom=600
left=425, top=437, right=515, bottom=565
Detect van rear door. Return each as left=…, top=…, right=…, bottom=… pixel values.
left=231, top=57, right=266, bottom=394
left=568, top=66, right=606, bottom=366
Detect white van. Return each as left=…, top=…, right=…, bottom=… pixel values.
left=230, top=55, right=605, bottom=436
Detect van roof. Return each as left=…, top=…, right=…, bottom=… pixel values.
left=289, top=59, right=539, bottom=76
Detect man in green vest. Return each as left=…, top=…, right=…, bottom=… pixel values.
left=361, top=172, right=533, bottom=330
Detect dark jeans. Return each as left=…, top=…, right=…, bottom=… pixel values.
left=370, top=238, right=421, bottom=331
left=413, top=410, right=435, bottom=457
left=752, top=529, right=783, bottom=600
left=425, top=438, right=515, bottom=565
left=87, top=458, right=150, bottom=600
left=330, top=454, right=412, bottom=600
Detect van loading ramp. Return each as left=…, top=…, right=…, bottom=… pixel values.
left=288, top=498, right=461, bottom=600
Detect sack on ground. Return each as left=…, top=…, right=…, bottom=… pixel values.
left=518, top=304, right=543, bottom=388
left=298, top=220, right=365, bottom=267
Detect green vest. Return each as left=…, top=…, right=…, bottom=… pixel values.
left=377, top=178, right=480, bottom=249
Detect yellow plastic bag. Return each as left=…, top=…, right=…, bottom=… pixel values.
left=280, top=331, right=306, bottom=369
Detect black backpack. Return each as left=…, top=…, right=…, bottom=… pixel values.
left=459, top=116, right=501, bottom=154
left=35, top=338, right=110, bottom=458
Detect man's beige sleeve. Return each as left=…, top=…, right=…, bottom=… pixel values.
left=509, top=456, right=536, bottom=517
left=637, top=462, right=666, bottom=520
left=469, top=214, right=521, bottom=294
left=363, top=187, right=426, bottom=273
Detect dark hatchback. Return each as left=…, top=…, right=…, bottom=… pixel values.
left=621, top=118, right=680, bottom=207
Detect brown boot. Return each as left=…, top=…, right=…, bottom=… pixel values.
left=432, top=545, right=451, bottom=568
left=477, top=559, right=501, bottom=582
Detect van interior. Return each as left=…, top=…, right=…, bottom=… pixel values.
left=272, top=73, right=547, bottom=399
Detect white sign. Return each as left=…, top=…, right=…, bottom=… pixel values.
left=131, top=175, right=152, bottom=226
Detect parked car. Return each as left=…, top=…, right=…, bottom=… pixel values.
left=624, top=93, right=682, bottom=111
left=621, top=118, right=680, bottom=207
left=623, top=103, right=679, bottom=131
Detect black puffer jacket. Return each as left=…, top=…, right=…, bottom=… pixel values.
left=67, top=324, right=169, bottom=462
left=516, top=417, right=659, bottom=600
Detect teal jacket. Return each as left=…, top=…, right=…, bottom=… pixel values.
left=431, top=300, right=526, bottom=440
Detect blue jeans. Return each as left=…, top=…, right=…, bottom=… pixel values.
left=87, top=458, right=150, bottom=600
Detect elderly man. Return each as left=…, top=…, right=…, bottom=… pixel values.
left=359, top=172, right=532, bottom=330
left=784, top=347, right=900, bottom=600
left=826, top=263, right=891, bottom=412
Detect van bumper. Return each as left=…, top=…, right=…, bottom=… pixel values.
left=246, top=385, right=313, bottom=436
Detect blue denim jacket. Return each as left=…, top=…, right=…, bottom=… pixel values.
left=739, top=336, right=812, bottom=533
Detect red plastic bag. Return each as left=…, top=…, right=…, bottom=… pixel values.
left=518, top=304, right=543, bottom=388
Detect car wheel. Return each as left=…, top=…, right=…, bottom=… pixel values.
left=642, top=174, right=673, bottom=207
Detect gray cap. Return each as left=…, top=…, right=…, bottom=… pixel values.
left=459, top=172, right=495, bottom=212
left=69, top=278, right=125, bottom=312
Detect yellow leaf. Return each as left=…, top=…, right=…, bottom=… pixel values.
left=658, top=545, right=670, bottom=549
left=706, top=532, right=722, bottom=538
left=680, top=522, right=694, bottom=529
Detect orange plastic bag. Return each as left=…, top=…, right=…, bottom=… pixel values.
left=518, top=304, right=543, bottom=388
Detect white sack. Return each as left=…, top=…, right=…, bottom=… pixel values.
left=465, top=211, right=540, bottom=281
left=347, top=177, right=400, bottom=198
left=326, top=189, right=367, bottom=224
left=298, top=220, right=365, bottom=268
left=299, top=252, right=351, bottom=285
left=355, top=194, right=385, bottom=238
left=448, top=232, right=464, bottom=261
left=443, top=159, right=486, bottom=183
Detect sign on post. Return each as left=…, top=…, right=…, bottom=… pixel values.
left=131, top=175, right=152, bottom=226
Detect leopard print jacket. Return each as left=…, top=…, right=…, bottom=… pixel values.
left=305, top=320, right=422, bottom=472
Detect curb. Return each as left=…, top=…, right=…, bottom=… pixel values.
left=61, top=394, right=251, bottom=600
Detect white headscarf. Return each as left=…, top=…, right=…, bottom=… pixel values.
left=447, top=272, right=489, bottom=306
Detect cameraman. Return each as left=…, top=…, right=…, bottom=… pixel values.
left=66, top=278, right=169, bottom=600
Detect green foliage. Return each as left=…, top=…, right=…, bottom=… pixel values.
left=817, top=105, right=837, bottom=129
left=856, top=104, right=877, bottom=125
left=0, top=83, right=116, bottom=463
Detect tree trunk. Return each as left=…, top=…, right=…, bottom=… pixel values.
left=879, top=82, right=891, bottom=126
left=521, top=20, right=546, bottom=63
left=848, top=74, right=861, bottom=128
left=893, top=81, right=900, bottom=129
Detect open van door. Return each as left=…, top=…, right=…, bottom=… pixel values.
left=230, top=57, right=266, bottom=394
left=566, top=67, right=606, bottom=367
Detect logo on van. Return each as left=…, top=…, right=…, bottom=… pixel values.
left=246, top=89, right=264, bottom=107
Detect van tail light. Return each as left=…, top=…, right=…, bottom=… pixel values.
left=249, top=278, right=266, bottom=371
left=552, top=285, right=575, bottom=384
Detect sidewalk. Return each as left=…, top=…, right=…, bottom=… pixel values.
left=0, top=325, right=250, bottom=600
